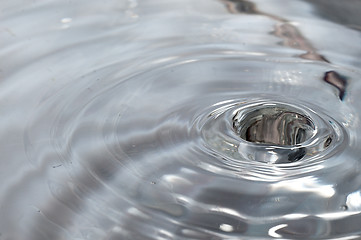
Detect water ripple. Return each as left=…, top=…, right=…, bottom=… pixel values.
left=1, top=0, right=361, bottom=239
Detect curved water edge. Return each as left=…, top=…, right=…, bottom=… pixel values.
left=1, top=0, right=361, bottom=239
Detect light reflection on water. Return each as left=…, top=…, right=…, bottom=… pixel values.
left=1, top=0, right=361, bottom=239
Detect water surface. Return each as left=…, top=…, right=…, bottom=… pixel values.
left=1, top=0, right=361, bottom=239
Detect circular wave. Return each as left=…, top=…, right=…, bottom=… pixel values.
left=20, top=56, right=360, bottom=239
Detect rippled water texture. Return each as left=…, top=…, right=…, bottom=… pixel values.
left=1, top=0, right=361, bottom=239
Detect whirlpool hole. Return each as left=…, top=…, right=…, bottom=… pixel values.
left=233, top=106, right=316, bottom=146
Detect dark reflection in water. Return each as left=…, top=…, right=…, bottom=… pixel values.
left=221, top=0, right=331, bottom=63
left=323, top=70, right=348, bottom=101
left=304, top=0, right=361, bottom=30
left=221, top=0, right=258, bottom=14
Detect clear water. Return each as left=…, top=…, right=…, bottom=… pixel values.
left=1, top=0, right=361, bottom=239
